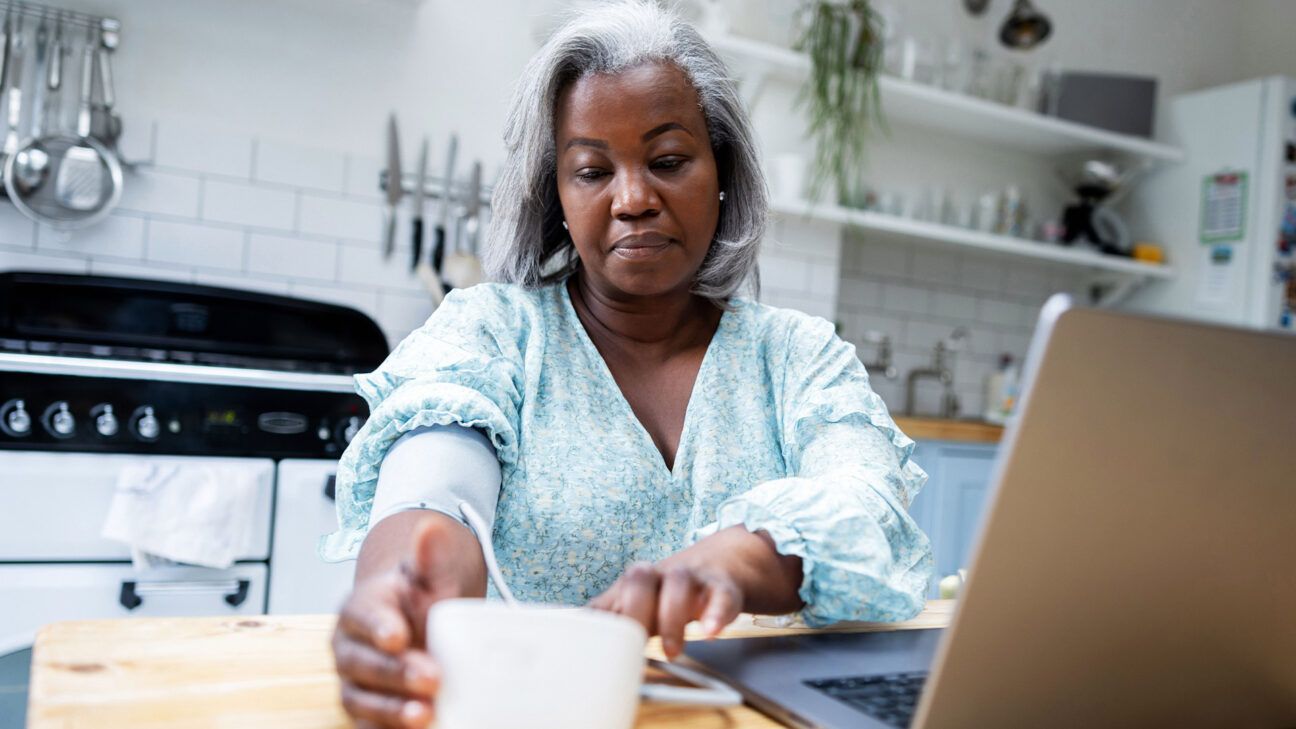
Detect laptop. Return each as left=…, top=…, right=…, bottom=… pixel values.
left=684, top=295, right=1296, bottom=728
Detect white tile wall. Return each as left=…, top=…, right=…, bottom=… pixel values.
left=147, top=220, right=245, bottom=270
left=118, top=169, right=201, bottom=218
left=0, top=119, right=1081, bottom=418
left=37, top=215, right=147, bottom=261
left=0, top=118, right=456, bottom=350
left=201, top=179, right=296, bottom=231
left=154, top=120, right=254, bottom=179
left=837, top=232, right=1087, bottom=417
left=254, top=139, right=347, bottom=193
left=247, top=233, right=339, bottom=281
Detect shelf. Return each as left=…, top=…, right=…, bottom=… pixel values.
left=708, top=33, right=1185, bottom=163
left=771, top=197, right=1176, bottom=280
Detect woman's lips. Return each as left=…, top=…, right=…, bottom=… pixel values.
left=611, top=233, right=673, bottom=260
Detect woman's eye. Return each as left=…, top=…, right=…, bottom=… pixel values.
left=652, top=157, right=687, bottom=171
left=576, top=169, right=607, bottom=182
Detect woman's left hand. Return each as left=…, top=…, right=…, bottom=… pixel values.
left=588, top=526, right=804, bottom=660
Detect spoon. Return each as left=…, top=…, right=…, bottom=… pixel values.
left=13, top=13, right=51, bottom=194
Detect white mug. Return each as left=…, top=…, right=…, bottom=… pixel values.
left=427, top=598, right=740, bottom=729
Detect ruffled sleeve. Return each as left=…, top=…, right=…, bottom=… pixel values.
left=319, top=285, right=525, bottom=562
left=697, top=313, right=933, bottom=625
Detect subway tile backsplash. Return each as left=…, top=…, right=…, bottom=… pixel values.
left=0, top=116, right=1081, bottom=405
left=835, top=228, right=1088, bottom=417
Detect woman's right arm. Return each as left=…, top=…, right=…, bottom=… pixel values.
left=334, top=511, right=488, bottom=728
left=333, top=424, right=499, bottom=728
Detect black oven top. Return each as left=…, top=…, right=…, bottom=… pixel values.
left=0, top=272, right=389, bottom=458
left=0, top=271, right=389, bottom=375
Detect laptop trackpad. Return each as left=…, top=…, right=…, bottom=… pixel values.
left=683, top=628, right=943, bottom=729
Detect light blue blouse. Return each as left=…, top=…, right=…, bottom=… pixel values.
left=321, top=279, right=933, bottom=625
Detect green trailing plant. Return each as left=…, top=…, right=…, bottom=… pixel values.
left=795, top=0, right=887, bottom=205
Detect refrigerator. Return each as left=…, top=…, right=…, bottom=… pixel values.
left=1125, top=76, right=1296, bottom=332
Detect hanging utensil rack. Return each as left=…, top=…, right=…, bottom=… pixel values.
left=0, top=1, right=112, bottom=30
left=379, top=169, right=493, bottom=208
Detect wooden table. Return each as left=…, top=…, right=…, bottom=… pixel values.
left=27, top=601, right=954, bottom=728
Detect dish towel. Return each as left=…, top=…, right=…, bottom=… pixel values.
left=101, top=462, right=262, bottom=570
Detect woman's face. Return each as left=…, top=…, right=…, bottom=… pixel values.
left=554, top=62, right=721, bottom=300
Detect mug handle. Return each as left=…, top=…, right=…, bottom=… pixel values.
left=640, top=658, right=742, bottom=707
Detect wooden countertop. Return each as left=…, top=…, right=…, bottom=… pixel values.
left=28, top=601, right=955, bottom=728
left=893, top=416, right=1004, bottom=444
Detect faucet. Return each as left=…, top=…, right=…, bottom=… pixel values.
left=859, top=330, right=897, bottom=380
left=905, top=327, right=968, bottom=418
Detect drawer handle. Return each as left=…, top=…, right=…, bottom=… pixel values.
left=324, top=474, right=336, bottom=502
left=119, top=579, right=252, bottom=610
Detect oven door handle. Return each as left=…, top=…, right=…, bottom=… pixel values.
left=119, top=579, right=251, bottom=610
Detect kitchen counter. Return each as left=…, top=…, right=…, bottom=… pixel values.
left=893, top=416, right=1004, bottom=444
left=27, top=601, right=955, bottom=728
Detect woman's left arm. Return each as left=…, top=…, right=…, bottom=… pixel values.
left=591, top=314, right=934, bottom=657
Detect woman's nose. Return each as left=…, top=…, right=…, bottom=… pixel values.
left=610, top=168, right=661, bottom=220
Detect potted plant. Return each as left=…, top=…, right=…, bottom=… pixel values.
left=794, top=0, right=886, bottom=205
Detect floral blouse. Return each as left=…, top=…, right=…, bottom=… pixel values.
left=321, top=278, right=933, bottom=625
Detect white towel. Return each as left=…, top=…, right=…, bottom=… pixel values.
left=101, top=462, right=262, bottom=570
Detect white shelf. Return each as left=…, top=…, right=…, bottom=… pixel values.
left=771, top=197, right=1176, bottom=279
left=709, top=33, right=1185, bottom=163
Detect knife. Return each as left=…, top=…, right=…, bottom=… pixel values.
left=410, top=137, right=429, bottom=271
left=463, top=160, right=482, bottom=258
left=382, top=113, right=402, bottom=260
left=434, top=134, right=458, bottom=277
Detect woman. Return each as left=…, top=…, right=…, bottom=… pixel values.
left=325, top=2, right=932, bottom=726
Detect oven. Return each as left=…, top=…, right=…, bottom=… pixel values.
left=0, top=271, right=388, bottom=725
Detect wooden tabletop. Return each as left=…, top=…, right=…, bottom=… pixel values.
left=892, top=416, right=1004, bottom=444
left=28, top=601, right=954, bottom=728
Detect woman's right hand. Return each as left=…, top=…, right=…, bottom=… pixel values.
left=331, top=514, right=484, bottom=728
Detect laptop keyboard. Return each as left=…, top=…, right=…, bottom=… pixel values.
left=804, top=671, right=928, bottom=728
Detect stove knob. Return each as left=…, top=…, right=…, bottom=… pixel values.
left=2, top=399, right=31, bottom=436
left=341, top=416, right=362, bottom=444
left=43, top=401, right=76, bottom=438
left=132, top=406, right=161, bottom=442
left=93, top=404, right=119, bottom=437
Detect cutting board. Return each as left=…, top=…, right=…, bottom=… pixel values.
left=28, top=602, right=953, bottom=728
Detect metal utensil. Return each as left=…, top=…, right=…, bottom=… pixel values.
left=5, top=132, right=122, bottom=228
left=93, top=18, right=123, bottom=158
left=2, top=9, right=24, bottom=157
left=411, top=136, right=445, bottom=305
left=0, top=7, right=12, bottom=95
left=12, top=12, right=49, bottom=193
left=963, top=0, right=991, bottom=16
left=382, top=113, right=402, bottom=260
left=442, top=160, right=484, bottom=289
left=410, top=136, right=427, bottom=271
left=433, top=133, right=457, bottom=276
left=999, top=0, right=1052, bottom=50
left=54, top=26, right=106, bottom=212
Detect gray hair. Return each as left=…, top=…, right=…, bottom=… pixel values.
left=483, top=0, right=768, bottom=303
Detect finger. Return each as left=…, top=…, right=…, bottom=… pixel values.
left=339, top=681, right=432, bottom=729
left=587, top=588, right=614, bottom=612
left=698, top=578, right=743, bottom=638
left=615, top=562, right=663, bottom=634
left=334, top=637, right=440, bottom=697
left=337, top=574, right=411, bottom=654
left=656, top=567, right=701, bottom=660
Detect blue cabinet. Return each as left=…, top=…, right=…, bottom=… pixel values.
left=907, top=440, right=999, bottom=596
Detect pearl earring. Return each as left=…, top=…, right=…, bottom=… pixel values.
left=718, top=191, right=726, bottom=202
left=562, top=220, right=568, bottom=230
